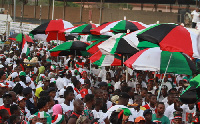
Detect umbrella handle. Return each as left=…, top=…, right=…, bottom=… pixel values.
left=157, top=53, right=173, bottom=100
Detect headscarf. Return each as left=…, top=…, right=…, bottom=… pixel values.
left=52, top=104, right=63, bottom=116
left=51, top=114, right=64, bottom=124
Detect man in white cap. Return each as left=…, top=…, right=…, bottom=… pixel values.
left=8, top=72, right=20, bottom=88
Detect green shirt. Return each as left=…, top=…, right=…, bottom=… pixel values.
left=152, top=114, right=170, bottom=124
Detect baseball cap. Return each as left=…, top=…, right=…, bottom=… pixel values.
left=59, top=88, right=65, bottom=96
left=2, top=92, right=12, bottom=98
left=11, top=72, right=18, bottom=79
left=135, top=116, right=145, bottom=122
left=143, top=109, right=152, bottom=116
left=17, top=96, right=27, bottom=102
left=19, top=71, right=26, bottom=77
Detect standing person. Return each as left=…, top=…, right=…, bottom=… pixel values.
left=143, top=94, right=157, bottom=114
left=0, top=92, right=12, bottom=115
left=68, top=99, right=84, bottom=124
left=143, top=109, right=156, bottom=124
left=191, top=8, right=200, bottom=28
left=152, top=102, right=170, bottom=124
left=83, top=94, right=95, bottom=122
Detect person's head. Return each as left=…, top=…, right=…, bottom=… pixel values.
left=161, top=85, right=168, bottom=97
left=136, top=84, right=142, bottom=93
left=149, top=94, right=157, bottom=106
left=168, top=88, right=177, bottom=94
left=81, top=71, right=87, bottom=79
left=64, top=86, right=75, bottom=101
left=125, top=87, right=134, bottom=98
left=94, top=88, right=103, bottom=98
left=105, top=66, right=110, bottom=71
left=47, top=96, right=55, bottom=109
left=106, top=72, right=111, bottom=80
left=74, top=80, right=81, bottom=89
left=98, top=82, right=108, bottom=91
left=17, top=96, right=26, bottom=109
left=137, top=75, right=143, bottom=83
left=38, top=111, right=48, bottom=124
left=43, top=77, right=50, bottom=88
left=141, top=88, right=147, bottom=98
left=147, top=80, right=153, bottom=90
left=11, top=72, right=20, bottom=82
left=145, top=92, right=152, bottom=103
left=196, top=7, right=199, bottom=12
left=22, top=87, right=32, bottom=99
left=10, top=115, right=21, bottom=124
left=0, top=71, right=6, bottom=80
left=118, top=92, right=130, bottom=106
left=37, top=97, right=49, bottom=112
left=188, top=103, right=195, bottom=110
left=156, top=102, right=165, bottom=115
left=28, top=115, right=38, bottom=124
left=25, top=66, right=32, bottom=74
left=143, top=109, right=152, bottom=122
left=0, top=109, right=10, bottom=122
left=8, top=91, right=17, bottom=103
left=10, top=104, right=20, bottom=116
left=84, top=94, right=95, bottom=106
left=167, top=93, right=175, bottom=105
left=95, top=98, right=103, bottom=108
left=2, top=92, right=12, bottom=107
left=74, top=99, right=84, bottom=113
left=134, top=95, right=143, bottom=107
left=47, top=87, right=56, bottom=98
left=102, top=90, right=109, bottom=101
left=173, top=113, right=182, bottom=124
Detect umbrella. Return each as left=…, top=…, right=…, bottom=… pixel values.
left=8, top=33, right=34, bottom=43
left=180, top=74, right=200, bottom=104
left=65, top=24, right=96, bottom=34
left=30, top=19, right=73, bottom=42
left=89, top=50, right=121, bottom=66
left=137, top=24, right=200, bottom=58
left=137, top=41, right=159, bottom=50
left=124, top=47, right=196, bottom=75
left=49, top=41, right=89, bottom=57
left=98, top=33, right=139, bottom=55
left=90, top=20, right=146, bottom=35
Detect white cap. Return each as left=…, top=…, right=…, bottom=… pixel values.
left=11, top=72, right=18, bottom=79
left=59, top=88, right=65, bottom=96
left=0, top=64, right=4, bottom=68
left=26, top=77, right=31, bottom=84
left=50, top=78, right=56, bottom=83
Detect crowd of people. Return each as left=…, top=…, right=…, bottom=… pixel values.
left=0, top=40, right=198, bottom=124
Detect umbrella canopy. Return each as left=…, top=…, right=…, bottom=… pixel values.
left=124, top=47, right=196, bottom=75
left=137, top=24, right=200, bottom=58
left=137, top=41, right=159, bottom=50
left=49, top=41, right=89, bottom=56
left=180, top=74, right=200, bottom=104
left=9, top=33, right=34, bottom=43
left=30, top=19, right=73, bottom=42
left=66, top=24, right=96, bottom=34
left=90, top=20, right=146, bottom=35
left=87, top=40, right=104, bottom=54
left=98, top=33, right=139, bottom=55
left=89, top=50, right=121, bottom=66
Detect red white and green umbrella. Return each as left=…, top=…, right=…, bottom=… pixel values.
left=8, top=33, right=34, bottom=43
left=61, top=24, right=97, bottom=34
left=49, top=41, right=89, bottom=56
left=30, top=19, right=73, bottom=42
left=90, top=20, right=146, bottom=35
left=89, top=50, right=121, bottom=66
left=137, top=24, right=200, bottom=58
left=124, top=47, right=196, bottom=75
left=98, top=33, right=139, bottom=55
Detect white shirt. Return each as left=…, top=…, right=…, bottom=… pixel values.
left=92, top=110, right=108, bottom=123
left=162, top=82, right=172, bottom=91
left=56, top=77, right=68, bottom=90
left=98, top=69, right=114, bottom=82
left=60, top=102, right=74, bottom=115
left=129, top=108, right=144, bottom=119
left=91, top=68, right=101, bottom=77
left=181, top=104, right=196, bottom=122
left=192, top=10, right=200, bottom=23
left=106, top=101, right=112, bottom=109
left=164, top=103, right=176, bottom=121
left=114, top=81, right=121, bottom=90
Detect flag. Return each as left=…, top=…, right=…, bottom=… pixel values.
left=21, top=36, right=30, bottom=56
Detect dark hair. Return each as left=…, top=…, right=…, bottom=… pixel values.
left=125, top=87, right=132, bottom=93
left=113, top=89, right=121, bottom=96
left=110, top=110, right=122, bottom=124
left=121, top=86, right=128, bottom=92
left=37, top=97, right=48, bottom=110
left=49, top=82, right=56, bottom=88
left=10, top=115, right=18, bottom=124
left=64, top=86, right=74, bottom=98
left=73, top=80, right=80, bottom=87
left=0, top=71, right=5, bottom=79
left=39, top=91, right=48, bottom=98
left=10, top=104, right=19, bottom=114
left=168, top=88, right=177, bottom=94
left=150, top=94, right=157, bottom=99
left=95, top=98, right=103, bottom=106
left=141, top=87, right=148, bottom=92
left=157, top=102, right=164, bottom=107
left=12, top=83, right=23, bottom=95
left=84, top=94, right=94, bottom=103
left=0, top=109, right=8, bottom=117
left=147, top=92, right=152, bottom=95
left=19, top=76, right=26, bottom=83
